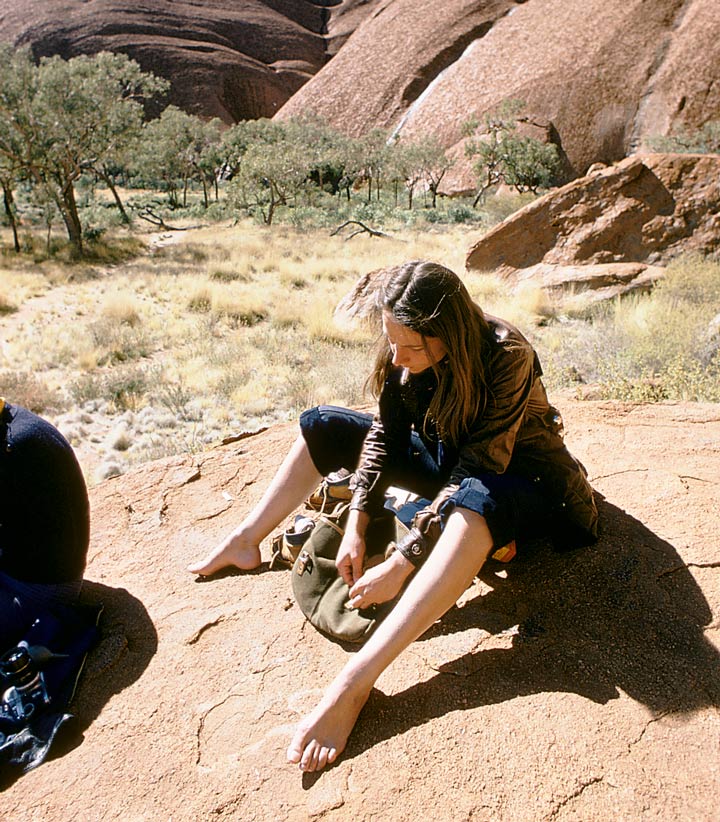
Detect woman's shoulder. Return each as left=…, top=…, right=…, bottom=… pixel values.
left=483, top=314, right=531, bottom=347
left=482, top=315, right=541, bottom=382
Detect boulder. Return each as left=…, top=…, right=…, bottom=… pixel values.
left=1, top=401, right=719, bottom=819
left=277, top=0, right=720, bottom=191
left=466, top=153, right=720, bottom=282
left=512, top=262, right=666, bottom=304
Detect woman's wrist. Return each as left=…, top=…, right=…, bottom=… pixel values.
left=387, top=547, right=415, bottom=580
left=346, top=507, right=370, bottom=537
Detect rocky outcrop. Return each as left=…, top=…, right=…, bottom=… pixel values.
left=1, top=401, right=719, bottom=819
left=0, top=1, right=335, bottom=122
left=510, top=262, right=667, bottom=304
left=278, top=0, right=720, bottom=191
left=466, top=153, right=720, bottom=285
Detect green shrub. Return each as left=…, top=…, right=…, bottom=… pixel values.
left=446, top=203, right=477, bottom=224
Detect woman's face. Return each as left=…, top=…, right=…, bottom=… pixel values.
left=382, top=311, right=447, bottom=374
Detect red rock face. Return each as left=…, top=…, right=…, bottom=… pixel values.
left=0, top=0, right=337, bottom=122
left=278, top=0, right=720, bottom=190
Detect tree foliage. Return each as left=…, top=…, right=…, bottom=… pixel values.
left=136, top=107, right=222, bottom=208
left=226, top=120, right=315, bottom=224
left=0, top=46, right=579, bottom=245
left=464, top=100, right=560, bottom=205
left=0, top=47, right=167, bottom=255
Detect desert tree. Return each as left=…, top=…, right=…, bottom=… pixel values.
left=500, top=133, right=560, bottom=193
left=464, top=99, right=559, bottom=205
left=228, top=127, right=314, bottom=225
left=0, top=47, right=38, bottom=252
left=417, top=136, right=454, bottom=208
left=331, top=133, right=367, bottom=202
left=389, top=134, right=454, bottom=209
left=283, top=114, right=349, bottom=195
left=387, top=137, right=424, bottom=209
left=359, top=129, right=393, bottom=203
left=136, top=106, right=222, bottom=208
left=0, top=47, right=167, bottom=256
left=220, top=119, right=288, bottom=179
left=0, top=157, right=23, bottom=253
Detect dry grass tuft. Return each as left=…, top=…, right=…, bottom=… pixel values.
left=101, top=292, right=142, bottom=326
left=0, top=371, right=67, bottom=414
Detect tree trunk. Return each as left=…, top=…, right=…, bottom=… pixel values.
left=2, top=183, right=20, bottom=253
left=98, top=169, right=130, bottom=224
left=58, top=182, right=83, bottom=257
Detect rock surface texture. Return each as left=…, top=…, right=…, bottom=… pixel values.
left=0, top=0, right=339, bottom=122
left=466, top=153, right=720, bottom=297
left=1, top=401, right=718, bottom=820
left=278, top=0, right=720, bottom=190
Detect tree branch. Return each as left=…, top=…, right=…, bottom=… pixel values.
left=330, top=220, right=391, bottom=240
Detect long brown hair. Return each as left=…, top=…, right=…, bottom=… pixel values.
left=367, top=261, right=493, bottom=445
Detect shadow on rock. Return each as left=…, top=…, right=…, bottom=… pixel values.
left=49, top=582, right=158, bottom=759
left=346, top=499, right=720, bottom=760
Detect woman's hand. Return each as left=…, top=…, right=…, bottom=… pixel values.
left=336, top=509, right=371, bottom=586
left=346, top=551, right=414, bottom=610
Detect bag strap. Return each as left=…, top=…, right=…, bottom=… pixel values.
left=316, top=502, right=350, bottom=537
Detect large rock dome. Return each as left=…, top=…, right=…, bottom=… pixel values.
left=2, top=1, right=719, bottom=186
left=277, top=0, right=720, bottom=190
left=0, top=0, right=353, bottom=122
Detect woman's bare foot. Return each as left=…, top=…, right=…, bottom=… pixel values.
left=187, top=529, right=262, bottom=576
left=287, top=676, right=372, bottom=772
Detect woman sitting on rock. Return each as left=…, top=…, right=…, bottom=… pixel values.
left=188, top=260, right=598, bottom=773
left=0, top=399, right=90, bottom=648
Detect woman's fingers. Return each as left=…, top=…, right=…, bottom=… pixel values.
left=336, top=554, right=353, bottom=586
left=351, top=554, right=365, bottom=586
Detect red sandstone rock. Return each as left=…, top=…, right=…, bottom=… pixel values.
left=3, top=1, right=719, bottom=188
left=466, top=153, right=720, bottom=279
left=0, top=0, right=331, bottom=122
left=278, top=0, right=720, bottom=191
left=2, top=402, right=719, bottom=819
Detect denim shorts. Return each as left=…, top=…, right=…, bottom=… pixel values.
left=299, top=405, right=552, bottom=550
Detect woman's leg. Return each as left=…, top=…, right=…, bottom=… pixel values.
left=189, top=406, right=374, bottom=576
left=287, top=506, right=494, bottom=771
left=187, top=434, right=321, bottom=575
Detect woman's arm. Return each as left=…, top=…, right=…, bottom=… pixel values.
left=349, top=371, right=411, bottom=514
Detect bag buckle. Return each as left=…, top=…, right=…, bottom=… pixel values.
left=295, top=549, right=313, bottom=575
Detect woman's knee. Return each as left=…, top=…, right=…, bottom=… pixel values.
left=436, top=506, right=494, bottom=556
left=299, top=405, right=372, bottom=476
